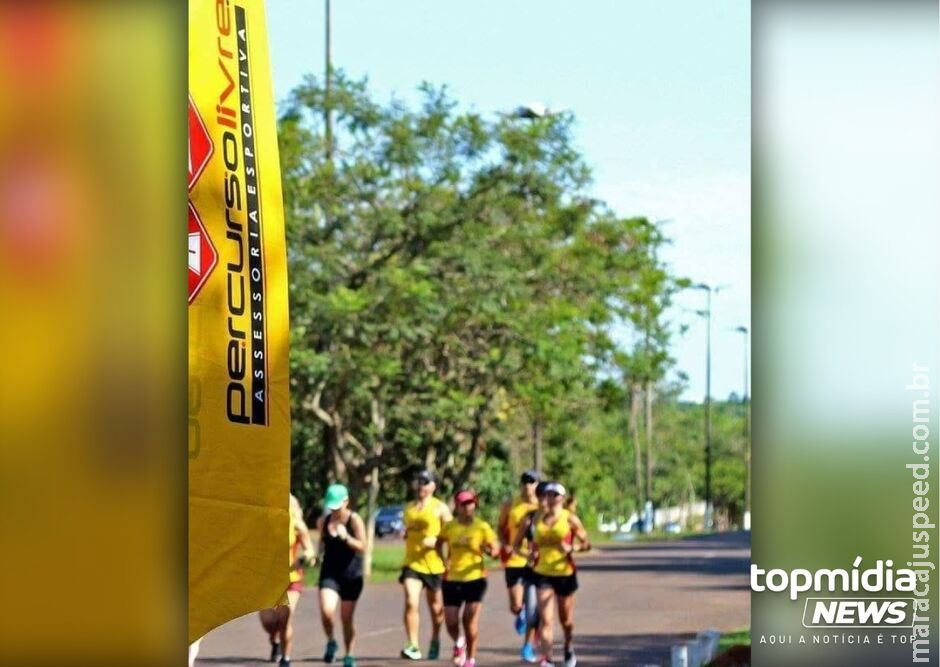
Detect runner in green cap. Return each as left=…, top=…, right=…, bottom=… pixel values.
left=314, top=483, right=366, bottom=667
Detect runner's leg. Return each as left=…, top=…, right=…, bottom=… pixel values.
left=557, top=592, right=576, bottom=654
left=260, top=608, right=281, bottom=660
left=319, top=587, right=340, bottom=643
left=425, top=584, right=445, bottom=643
left=403, top=577, right=424, bottom=646
left=462, top=602, right=482, bottom=660
left=340, top=599, right=357, bottom=656
left=259, top=608, right=278, bottom=639
left=525, top=579, right=540, bottom=631
left=508, top=581, right=524, bottom=615
left=444, top=604, right=461, bottom=643
left=537, top=587, right=556, bottom=661
left=280, top=590, right=301, bottom=661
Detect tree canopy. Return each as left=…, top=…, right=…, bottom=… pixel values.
left=278, top=72, right=745, bottom=540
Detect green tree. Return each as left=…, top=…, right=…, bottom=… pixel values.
left=279, top=73, right=655, bottom=567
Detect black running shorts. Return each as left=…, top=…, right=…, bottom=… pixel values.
left=532, top=572, right=579, bottom=597
left=504, top=566, right=532, bottom=588
left=318, top=575, right=364, bottom=602
left=442, top=578, right=488, bottom=606
left=399, top=566, right=443, bottom=591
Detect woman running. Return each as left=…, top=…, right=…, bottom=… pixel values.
left=259, top=493, right=314, bottom=667
left=314, top=483, right=366, bottom=667
left=498, top=470, right=540, bottom=662
left=512, top=482, right=590, bottom=667
left=440, top=490, right=499, bottom=667
left=399, top=469, right=453, bottom=660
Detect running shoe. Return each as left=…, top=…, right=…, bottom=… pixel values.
left=279, top=658, right=291, bottom=667
left=521, top=642, right=538, bottom=663
left=401, top=644, right=423, bottom=660
left=428, top=638, right=441, bottom=660
left=269, top=640, right=282, bottom=663
left=563, top=649, right=577, bottom=667
left=515, top=609, right=527, bottom=635
left=324, top=638, right=339, bottom=663
left=452, top=636, right=466, bottom=666
left=342, top=656, right=357, bottom=667
left=464, top=660, right=476, bottom=667
left=538, top=660, right=554, bottom=667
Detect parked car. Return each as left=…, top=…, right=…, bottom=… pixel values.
left=374, top=505, right=404, bottom=537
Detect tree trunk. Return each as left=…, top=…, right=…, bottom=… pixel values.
left=629, top=383, right=643, bottom=516
left=329, top=421, right=347, bottom=483
left=362, top=463, right=380, bottom=577
left=454, top=404, right=487, bottom=491
left=424, top=444, right=437, bottom=473
left=532, top=416, right=543, bottom=475
left=645, top=380, right=654, bottom=509
left=363, top=397, right=385, bottom=578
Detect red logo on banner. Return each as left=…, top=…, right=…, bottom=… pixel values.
left=188, top=201, right=217, bottom=304
left=188, top=94, right=213, bottom=192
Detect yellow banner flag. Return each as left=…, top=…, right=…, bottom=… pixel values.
left=188, top=0, right=291, bottom=643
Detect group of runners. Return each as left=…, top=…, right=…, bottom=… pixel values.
left=254, top=468, right=590, bottom=667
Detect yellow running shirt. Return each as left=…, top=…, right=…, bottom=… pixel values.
left=288, top=512, right=302, bottom=584
left=504, top=497, right=538, bottom=569
left=403, top=496, right=447, bottom=575
left=533, top=509, right=575, bottom=577
left=442, top=517, right=497, bottom=582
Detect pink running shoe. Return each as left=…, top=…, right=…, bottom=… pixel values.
left=452, top=637, right=466, bottom=667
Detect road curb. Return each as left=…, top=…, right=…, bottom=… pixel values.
left=670, top=629, right=720, bottom=667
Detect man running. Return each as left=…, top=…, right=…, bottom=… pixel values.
left=512, top=482, right=590, bottom=667
left=399, top=469, right=453, bottom=660
left=315, top=483, right=366, bottom=667
left=498, top=470, right=540, bottom=662
left=439, top=490, right=498, bottom=667
left=259, top=493, right=315, bottom=667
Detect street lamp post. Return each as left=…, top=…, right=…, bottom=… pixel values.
left=736, top=325, right=751, bottom=530
left=511, top=101, right=548, bottom=474
left=694, top=283, right=715, bottom=530
left=324, top=0, right=333, bottom=163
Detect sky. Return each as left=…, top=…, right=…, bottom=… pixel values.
left=265, top=0, right=751, bottom=402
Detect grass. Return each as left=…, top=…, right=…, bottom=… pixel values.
left=368, top=541, right=407, bottom=583
left=588, top=528, right=711, bottom=546
left=304, top=540, right=405, bottom=586
left=717, top=627, right=750, bottom=652
left=304, top=529, right=712, bottom=586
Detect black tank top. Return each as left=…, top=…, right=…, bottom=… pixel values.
left=321, top=513, right=363, bottom=580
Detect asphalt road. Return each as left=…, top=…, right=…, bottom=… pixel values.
left=196, top=531, right=750, bottom=666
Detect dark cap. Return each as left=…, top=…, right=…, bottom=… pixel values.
left=414, top=469, right=436, bottom=485
left=520, top=470, right=540, bottom=484
left=535, top=481, right=549, bottom=498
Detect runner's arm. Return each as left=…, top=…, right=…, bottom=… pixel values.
left=439, top=502, right=453, bottom=524
left=341, top=513, right=367, bottom=553
left=497, top=500, right=511, bottom=545
left=510, top=515, right=532, bottom=556
left=295, top=515, right=315, bottom=558
left=310, top=516, right=325, bottom=565
left=289, top=495, right=315, bottom=555
left=483, top=527, right=500, bottom=558
left=568, top=514, right=591, bottom=553
left=438, top=531, right=450, bottom=562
